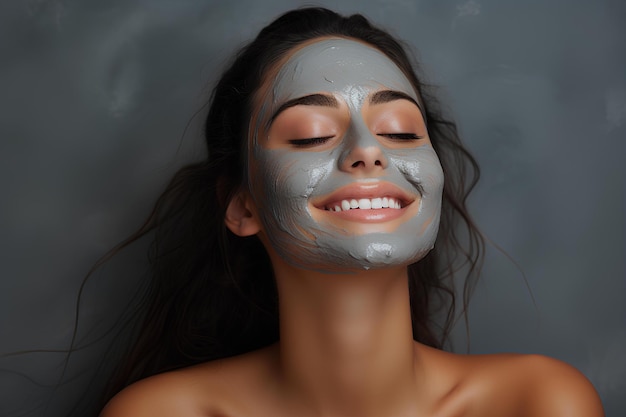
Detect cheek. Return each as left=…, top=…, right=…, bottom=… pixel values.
left=425, top=152, right=445, bottom=194
left=390, top=146, right=444, bottom=196
left=418, top=155, right=444, bottom=194
left=250, top=151, right=293, bottom=209
left=251, top=149, right=333, bottom=213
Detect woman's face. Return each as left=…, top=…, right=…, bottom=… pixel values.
left=247, top=38, right=444, bottom=272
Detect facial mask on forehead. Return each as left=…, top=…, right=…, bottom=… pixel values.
left=248, top=39, right=444, bottom=272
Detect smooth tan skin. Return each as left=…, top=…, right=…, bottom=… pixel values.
left=101, top=39, right=605, bottom=417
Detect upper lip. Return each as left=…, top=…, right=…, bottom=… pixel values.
left=311, top=180, right=417, bottom=209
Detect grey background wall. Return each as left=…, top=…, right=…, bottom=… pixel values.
left=1, top=0, right=624, bottom=416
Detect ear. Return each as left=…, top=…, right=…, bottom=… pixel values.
left=224, top=190, right=262, bottom=237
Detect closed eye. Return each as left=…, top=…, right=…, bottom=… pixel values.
left=288, top=136, right=334, bottom=147
left=378, top=133, right=424, bottom=140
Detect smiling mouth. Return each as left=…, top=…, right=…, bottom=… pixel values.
left=311, top=180, right=418, bottom=223
left=324, top=196, right=405, bottom=212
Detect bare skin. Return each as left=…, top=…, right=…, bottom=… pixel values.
left=101, top=342, right=604, bottom=417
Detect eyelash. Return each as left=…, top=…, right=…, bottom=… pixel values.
left=378, top=133, right=423, bottom=140
left=287, top=133, right=423, bottom=147
left=288, top=136, right=334, bottom=147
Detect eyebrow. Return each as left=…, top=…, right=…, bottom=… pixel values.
left=369, top=90, right=420, bottom=108
left=270, top=94, right=339, bottom=123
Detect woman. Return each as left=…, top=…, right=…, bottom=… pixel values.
left=99, top=7, right=603, bottom=417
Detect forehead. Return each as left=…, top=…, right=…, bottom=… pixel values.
left=269, top=38, right=418, bottom=105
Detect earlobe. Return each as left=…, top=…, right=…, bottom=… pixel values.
left=224, top=191, right=262, bottom=237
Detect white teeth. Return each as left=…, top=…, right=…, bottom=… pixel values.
left=325, top=197, right=403, bottom=211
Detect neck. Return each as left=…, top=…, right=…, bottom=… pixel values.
left=273, top=263, right=422, bottom=417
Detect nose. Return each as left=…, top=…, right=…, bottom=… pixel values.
left=338, top=129, right=388, bottom=174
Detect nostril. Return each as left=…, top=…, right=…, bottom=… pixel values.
left=349, top=159, right=383, bottom=169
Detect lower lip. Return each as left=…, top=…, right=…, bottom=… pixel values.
left=318, top=207, right=408, bottom=223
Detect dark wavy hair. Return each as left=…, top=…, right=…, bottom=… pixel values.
left=92, top=6, right=483, bottom=407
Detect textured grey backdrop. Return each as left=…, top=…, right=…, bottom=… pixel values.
left=1, top=0, right=624, bottom=416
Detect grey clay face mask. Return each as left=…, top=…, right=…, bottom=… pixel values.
left=248, top=39, right=444, bottom=272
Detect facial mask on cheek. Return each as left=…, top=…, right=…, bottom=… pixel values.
left=247, top=39, right=444, bottom=272
left=249, top=144, right=443, bottom=272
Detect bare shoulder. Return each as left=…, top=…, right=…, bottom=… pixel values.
left=99, top=366, right=222, bottom=417
left=100, top=346, right=278, bottom=417
left=99, top=370, right=203, bottom=417
left=517, top=354, right=605, bottom=416
left=418, top=345, right=604, bottom=417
